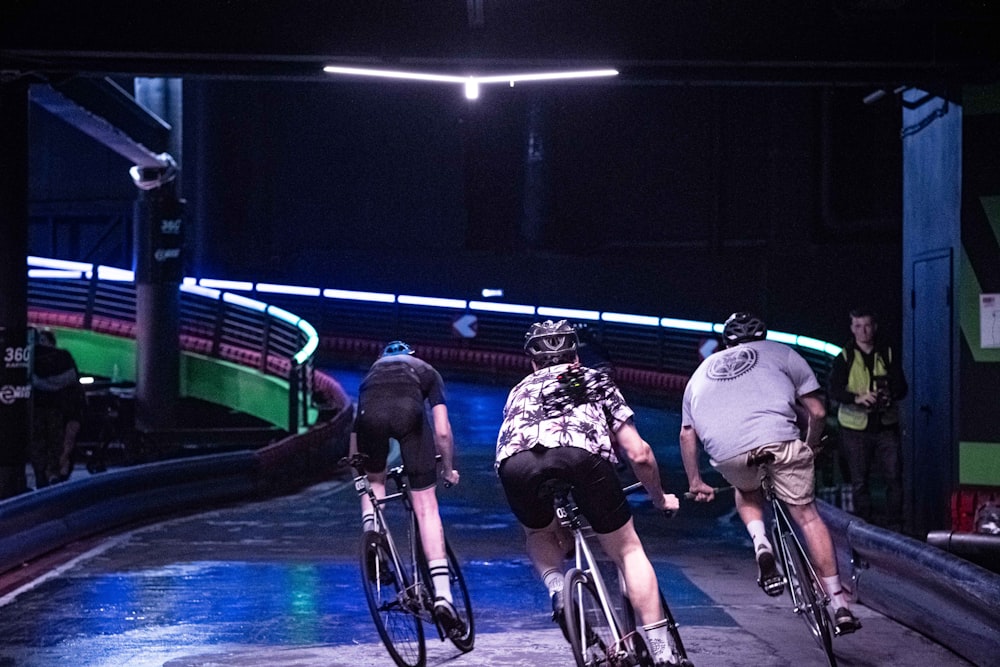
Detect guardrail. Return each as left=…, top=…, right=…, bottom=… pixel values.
left=27, top=259, right=319, bottom=433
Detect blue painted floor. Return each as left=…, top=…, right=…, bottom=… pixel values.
left=0, top=366, right=972, bottom=666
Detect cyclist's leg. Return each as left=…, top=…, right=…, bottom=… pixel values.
left=594, top=521, right=661, bottom=624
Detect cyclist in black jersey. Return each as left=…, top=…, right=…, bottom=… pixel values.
left=350, top=340, right=463, bottom=632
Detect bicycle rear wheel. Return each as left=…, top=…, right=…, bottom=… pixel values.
left=565, top=568, right=634, bottom=667
left=776, top=526, right=837, bottom=667
left=360, top=531, right=426, bottom=667
left=623, top=589, right=692, bottom=667
left=443, top=540, right=475, bottom=652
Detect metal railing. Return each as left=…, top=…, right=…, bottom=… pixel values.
left=27, top=259, right=318, bottom=433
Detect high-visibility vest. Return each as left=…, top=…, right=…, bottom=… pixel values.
left=837, top=346, right=899, bottom=431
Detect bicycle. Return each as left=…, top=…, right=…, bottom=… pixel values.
left=340, top=453, right=475, bottom=667
left=746, top=449, right=838, bottom=667
left=547, top=479, right=693, bottom=667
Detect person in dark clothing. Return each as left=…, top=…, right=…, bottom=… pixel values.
left=827, top=308, right=908, bottom=530
left=30, top=330, right=84, bottom=487
left=349, top=340, right=463, bottom=632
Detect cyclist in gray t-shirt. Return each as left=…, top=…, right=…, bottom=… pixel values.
left=679, top=313, right=861, bottom=636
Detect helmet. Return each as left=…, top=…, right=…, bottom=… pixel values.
left=381, top=340, right=414, bottom=357
left=722, top=312, right=767, bottom=347
left=524, top=320, right=578, bottom=366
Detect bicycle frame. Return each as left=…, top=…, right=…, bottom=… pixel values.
left=557, top=496, right=631, bottom=650
left=352, top=465, right=431, bottom=615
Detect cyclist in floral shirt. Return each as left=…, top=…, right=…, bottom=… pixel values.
left=496, top=320, right=686, bottom=667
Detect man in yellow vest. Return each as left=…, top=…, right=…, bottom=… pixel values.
left=827, top=308, right=908, bottom=531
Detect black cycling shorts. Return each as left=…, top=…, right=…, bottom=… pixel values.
left=498, top=446, right=631, bottom=534
left=354, top=390, right=438, bottom=490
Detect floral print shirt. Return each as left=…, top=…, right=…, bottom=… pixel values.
left=495, top=363, right=634, bottom=470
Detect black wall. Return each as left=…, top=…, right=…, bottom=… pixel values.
left=30, top=79, right=904, bottom=346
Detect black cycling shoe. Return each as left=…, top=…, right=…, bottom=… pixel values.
left=756, top=548, right=785, bottom=597
left=833, top=607, right=862, bottom=636
left=434, top=598, right=466, bottom=638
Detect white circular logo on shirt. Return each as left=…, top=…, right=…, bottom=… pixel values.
left=706, top=346, right=758, bottom=381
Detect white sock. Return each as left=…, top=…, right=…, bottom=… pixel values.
left=542, top=568, right=564, bottom=596
left=822, top=575, right=849, bottom=609
left=642, top=618, right=677, bottom=663
left=361, top=513, right=376, bottom=533
left=747, top=519, right=772, bottom=553
left=429, top=559, right=453, bottom=603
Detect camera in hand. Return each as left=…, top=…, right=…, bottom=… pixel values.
left=873, top=375, right=891, bottom=410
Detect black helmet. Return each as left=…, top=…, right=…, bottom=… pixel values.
left=722, top=312, right=767, bottom=347
left=524, top=320, right=578, bottom=366
left=381, top=340, right=414, bottom=357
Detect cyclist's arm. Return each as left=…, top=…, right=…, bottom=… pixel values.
left=680, top=425, right=715, bottom=502
left=615, top=419, right=678, bottom=511
left=431, top=403, right=459, bottom=485
left=797, top=391, right=826, bottom=451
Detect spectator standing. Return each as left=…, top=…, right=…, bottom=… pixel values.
left=827, top=308, right=908, bottom=530
left=30, top=330, right=83, bottom=487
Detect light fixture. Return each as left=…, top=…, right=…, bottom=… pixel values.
left=322, top=65, right=619, bottom=99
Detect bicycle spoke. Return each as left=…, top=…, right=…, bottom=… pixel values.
left=361, top=531, right=426, bottom=667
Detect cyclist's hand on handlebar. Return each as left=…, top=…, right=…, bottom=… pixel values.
left=441, top=469, right=460, bottom=488
left=687, top=481, right=716, bottom=503
left=651, top=492, right=680, bottom=516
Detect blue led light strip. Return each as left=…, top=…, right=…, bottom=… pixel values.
left=27, top=257, right=841, bottom=358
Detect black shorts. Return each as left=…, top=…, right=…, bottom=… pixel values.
left=498, top=446, right=631, bottom=534
left=354, top=390, right=437, bottom=489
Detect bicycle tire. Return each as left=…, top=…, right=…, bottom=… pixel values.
left=360, top=530, right=426, bottom=667
left=442, top=540, right=475, bottom=652
left=623, top=588, right=692, bottom=667
left=775, top=524, right=837, bottom=667
left=565, top=568, right=635, bottom=667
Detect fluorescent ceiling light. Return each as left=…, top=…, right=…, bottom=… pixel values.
left=537, top=306, right=600, bottom=321
left=223, top=292, right=267, bottom=312
left=469, top=301, right=535, bottom=315
left=323, top=288, right=396, bottom=304
left=200, top=278, right=254, bottom=291
left=97, top=265, right=135, bottom=282
left=660, top=317, right=715, bottom=333
left=256, top=282, right=321, bottom=297
left=323, top=65, right=618, bottom=98
left=602, top=312, right=659, bottom=327
left=398, top=295, right=467, bottom=309
left=180, top=284, right=221, bottom=300
left=28, top=269, right=83, bottom=279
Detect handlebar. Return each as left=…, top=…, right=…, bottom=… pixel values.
left=622, top=482, right=677, bottom=519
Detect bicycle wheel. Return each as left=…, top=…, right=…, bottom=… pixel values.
left=360, top=530, right=426, bottom=667
left=564, top=568, right=631, bottom=667
left=623, top=589, right=692, bottom=667
left=776, top=527, right=837, bottom=667
left=443, top=540, right=475, bottom=652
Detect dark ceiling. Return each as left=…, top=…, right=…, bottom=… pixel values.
left=2, top=1, right=999, bottom=88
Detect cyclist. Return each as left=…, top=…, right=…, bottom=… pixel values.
left=679, top=312, right=862, bottom=635
left=350, top=340, right=463, bottom=633
left=496, top=320, right=685, bottom=667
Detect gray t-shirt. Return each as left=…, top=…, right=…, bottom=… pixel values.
left=681, top=340, right=820, bottom=462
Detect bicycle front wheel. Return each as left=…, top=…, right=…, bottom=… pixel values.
left=360, top=530, right=426, bottom=667
left=443, top=541, right=475, bottom=652
left=564, top=568, right=632, bottom=667
left=777, top=527, right=836, bottom=667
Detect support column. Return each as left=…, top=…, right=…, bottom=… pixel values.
left=132, top=162, right=184, bottom=434
left=0, top=79, right=31, bottom=498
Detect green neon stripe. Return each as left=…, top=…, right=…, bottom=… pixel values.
left=959, top=441, right=1000, bottom=486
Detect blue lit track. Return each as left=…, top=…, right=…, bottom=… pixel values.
left=0, top=370, right=974, bottom=666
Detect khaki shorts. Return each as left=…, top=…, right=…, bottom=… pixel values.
left=711, top=439, right=816, bottom=505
